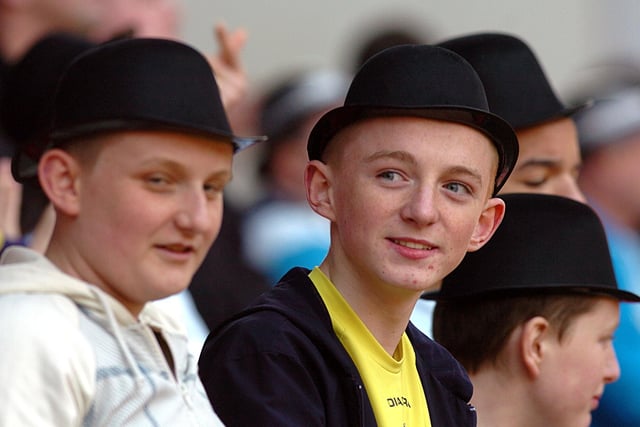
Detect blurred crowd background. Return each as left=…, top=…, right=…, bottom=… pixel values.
left=178, top=0, right=640, bottom=204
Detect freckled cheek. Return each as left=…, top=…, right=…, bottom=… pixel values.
left=444, top=219, right=480, bottom=261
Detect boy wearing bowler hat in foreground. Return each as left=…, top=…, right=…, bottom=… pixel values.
left=0, top=37, right=263, bottom=425
left=199, top=44, right=519, bottom=426
left=428, top=193, right=640, bottom=427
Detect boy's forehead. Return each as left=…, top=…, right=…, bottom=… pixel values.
left=328, top=116, right=497, bottom=161
left=77, top=129, right=234, bottom=161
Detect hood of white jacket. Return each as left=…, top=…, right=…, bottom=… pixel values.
left=0, top=246, right=184, bottom=333
left=0, top=245, right=193, bottom=387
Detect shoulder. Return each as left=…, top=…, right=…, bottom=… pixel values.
left=0, top=293, right=95, bottom=423
left=0, top=292, right=94, bottom=364
left=0, top=292, right=83, bottom=339
left=204, top=300, right=317, bottom=360
left=200, top=270, right=335, bottom=365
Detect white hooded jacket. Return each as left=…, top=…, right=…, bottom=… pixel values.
left=0, top=246, right=224, bottom=426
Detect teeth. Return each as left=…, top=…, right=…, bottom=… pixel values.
left=394, top=240, right=432, bottom=250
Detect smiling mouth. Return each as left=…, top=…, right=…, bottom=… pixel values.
left=159, top=244, right=194, bottom=253
left=391, top=239, right=434, bottom=250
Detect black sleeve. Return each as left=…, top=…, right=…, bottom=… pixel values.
left=198, top=314, right=327, bottom=427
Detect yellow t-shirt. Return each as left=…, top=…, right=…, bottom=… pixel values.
left=309, top=268, right=431, bottom=427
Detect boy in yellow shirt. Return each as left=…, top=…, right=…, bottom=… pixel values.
left=199, top=44, right=519, bottom=426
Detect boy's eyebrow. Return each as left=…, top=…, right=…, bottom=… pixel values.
left=517, top=157, right=582, bottom=171
left=517, top=158, right=561, bottom=169
left=140, top=157, right=233, bottom=180
left=364, top=150, right=417, bottom=165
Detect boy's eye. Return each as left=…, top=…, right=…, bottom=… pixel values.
left=204, top=182, right=225, bottom=197
left=444, top=182, right=470, bottom=194
left=378, top=170, right=401, bottom=181
left=600, top=334, right=615, bottom=344
left=524, top=177, right=547, bottom=187
left=147, top=174, right=170, bottom=185
left=514, top=168, right=551, bottom=187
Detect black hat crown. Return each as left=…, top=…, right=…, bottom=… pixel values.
left=438, top=32, right=586, bottom=129
left=50, top=37, right=264, bottom=150
left=424, top=193, right=640, bottom=302
left=307, top=44, right=518, bottom=195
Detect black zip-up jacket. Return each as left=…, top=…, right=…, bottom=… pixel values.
left=199, top=267, right=477, bottom=426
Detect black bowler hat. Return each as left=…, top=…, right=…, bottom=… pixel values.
left=2, top=33, right=97, bottom=183
left=307, top=44, right=518, bottom=195
left=11, top=37, right=265, bottom=183
left=51, top=38, right=263, bottom=148
left=423, top=193, right=640, bottom=302
left=438, top=32, right=588, bottom=130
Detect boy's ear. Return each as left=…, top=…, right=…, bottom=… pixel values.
left=37, top=148, right=82, bottom=217
left=304, top=160, right=336, bottom=222
left=519, top=316, right=550, bottom=379
left=467, top=196, right=505, bottom=252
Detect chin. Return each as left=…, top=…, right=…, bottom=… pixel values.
left=155, top=277, right=190, bottom=296
left=388, top=274, right=436, bottom=294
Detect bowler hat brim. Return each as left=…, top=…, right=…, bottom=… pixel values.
left=422, top=282, right=640, bottom=302
left=515, top=101, right=591, bottom=130
left=50, top=119, right=265, bottom=152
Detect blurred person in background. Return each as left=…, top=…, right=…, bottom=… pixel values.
left=343, top=14, right=431, bottom=74
left=412, top=32, right=589, bottom=335
left=240, top=68, right=349, bottom=283
left=84, top=0, right=249, bottom=117
left=0, top=33, right=95, bottom=254
left=349, top=27, right=425, bottom=72
left=87, top=0, right=182, bottom=41
left=571, top=68, right=640, bottom=427
left=0, top=0, right=103, bottom=251
left=0, top=0, right=102, bottom=63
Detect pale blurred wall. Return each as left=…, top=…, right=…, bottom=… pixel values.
left=179, top=0, right=632, bottom=94
left=178, top=0, right=640, bottom=202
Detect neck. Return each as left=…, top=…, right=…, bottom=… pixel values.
left=45, top=230, right=144, bottom=318
left=319, top=258, right=420, bottom=356
left=470, top=368, right=536, bottom=427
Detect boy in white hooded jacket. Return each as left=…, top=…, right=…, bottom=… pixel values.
left=0, top=37, right=262, bottom=426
